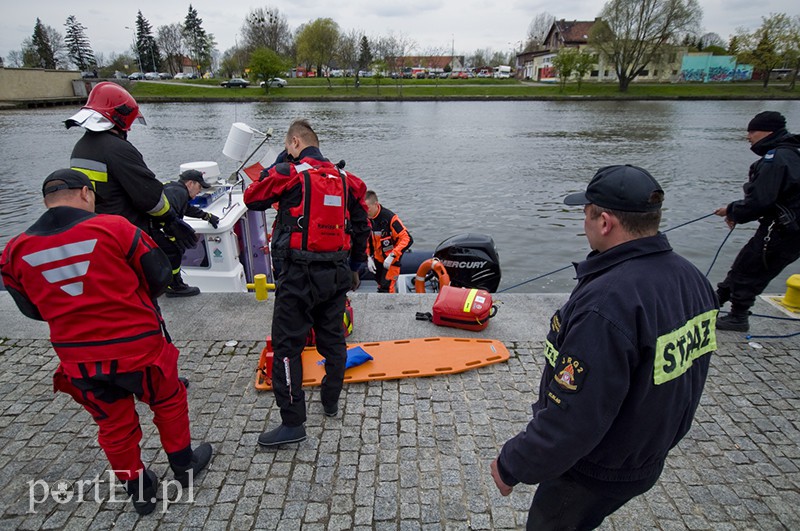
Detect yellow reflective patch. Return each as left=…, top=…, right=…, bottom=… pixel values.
left=654, top=309, right=717, bottom=385
left=72, top=167, right=108, bottom=183
left=463, top=289, right=478, bottom=312
left=544, top=339, right=559, bottom=367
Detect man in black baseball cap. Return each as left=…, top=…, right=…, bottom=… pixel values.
left=154, top=169, right=219, bottom=297
left=492, top=164, right=718, bottom=530
left=714, top=111, right=800, bottom=331
left=179, top=169, right=212, bottom=189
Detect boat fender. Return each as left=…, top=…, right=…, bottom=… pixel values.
left=414, top=258, right=451, bottom=293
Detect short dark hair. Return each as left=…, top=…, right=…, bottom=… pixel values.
left=588, top=190, right=664, bottom=236
left=286, top=118, right=318, bottom=147
left=365, top=190, right=378, bottom=203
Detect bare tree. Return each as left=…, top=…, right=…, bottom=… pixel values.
left=526, top=12, right=556, bottom=51
left=241, top=6, right=291, bottom=55
left=6, top=50, right=23, bottom=67
left=699, top=32, right=725, bottom=49
left=157, top=23, right=184, bottom=75
left=337, top=29, right=362, bottom=88
left=590, top=0, right=702, bottom=91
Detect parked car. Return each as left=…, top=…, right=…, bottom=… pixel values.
left=186, top=73, right=199, bottom=79
left=220, top=77, right=249, bottom=88
left=80, top=71, right=98, bottom=79
left=158, top=72, right=173, bottom=80
left=144, top=72, right=160, bottom=80
left=259, top=77, right=287, bottom=88
left=173, top=72, right=187, bottom=79
left=128, top=72, right=145, bottom=80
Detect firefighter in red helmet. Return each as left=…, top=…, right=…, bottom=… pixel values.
left=66, top=82, right=200, bottom=295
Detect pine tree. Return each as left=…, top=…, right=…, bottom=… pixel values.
left=31, top=18, right=56, bottom=69
left=135, top=11, right=160, bottom=72
left=64, top=15, right=96, bottom=70
left=183, top=4, right=214, bottom=73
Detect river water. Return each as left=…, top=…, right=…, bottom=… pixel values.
left=2, top=100, right=799, bottom=293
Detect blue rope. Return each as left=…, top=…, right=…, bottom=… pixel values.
left=705, top=228, right=734, bottom=277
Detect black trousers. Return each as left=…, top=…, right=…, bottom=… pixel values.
left=717, top=223, right=800, bottom=311
left=527, top=471, right=658, bottom=531
left=270, top=259, right=351, bottom=426
left=152, top=230, right=183, bottom=274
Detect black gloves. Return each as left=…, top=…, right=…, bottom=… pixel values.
left=204, top=212, right=220, bottom=228
left=163, top=218, right=198, bottom=253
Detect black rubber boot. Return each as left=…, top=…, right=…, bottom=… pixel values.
left=127, top=469, right=158, bottom=515
left=165, top=273, right=200, bottom=298
left=169, top=442, right=213, bottom=488
left=717, top=310, right=750, bottom=332
left=257, top=424, right=307, bottom=447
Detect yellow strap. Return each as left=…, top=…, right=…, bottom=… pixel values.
left=462, top=289, right=478, bottom=313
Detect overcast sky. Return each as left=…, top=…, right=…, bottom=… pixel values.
left=2, top=0, right=797, bottom=64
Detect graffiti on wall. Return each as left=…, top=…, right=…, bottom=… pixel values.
left=679, top=54, right=752, bottom=82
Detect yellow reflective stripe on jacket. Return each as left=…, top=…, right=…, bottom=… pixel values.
left=71, top=158, right=108, bottom=183
left=148, top=194, right=171, bottom=217
left=654, top=309, right=717, bottom=385
left=463, top=289, right=478, bottom=312
left=544, top=339, right=559, bottom=367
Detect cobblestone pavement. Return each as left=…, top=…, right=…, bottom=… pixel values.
left=0, top=330, right=798, bottom=530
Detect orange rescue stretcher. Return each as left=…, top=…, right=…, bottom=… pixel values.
left=255, top=336, right=510, bottom=391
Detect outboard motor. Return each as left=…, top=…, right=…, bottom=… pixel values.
left=433, top=233, right=502, bottom=292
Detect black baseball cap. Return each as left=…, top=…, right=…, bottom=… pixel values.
left=564, top=165, right=663, bottom=212
left=179, top=169, right=212, bottom=188
left=42, top=169, right=97, bottom=197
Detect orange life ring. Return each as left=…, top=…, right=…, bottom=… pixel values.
left=415, top=259, right=451, bottom=293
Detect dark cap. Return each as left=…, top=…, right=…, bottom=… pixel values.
left=564, top=165, right=663, bottom=212
left=179, top=169, right=211, bottom=188
left=747, top=111, right=786, bottom=132
left=42, top=169, right=95, bottom=197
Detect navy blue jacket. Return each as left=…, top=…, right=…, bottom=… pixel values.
left=727, top=129, right=800, bottom=226
left=498, top=233, right=718, bottom=488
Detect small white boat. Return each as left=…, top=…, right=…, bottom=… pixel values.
left=178, top=123, right=502, bottom=295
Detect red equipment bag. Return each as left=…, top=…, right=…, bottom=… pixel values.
left=416, top=285, right=498, bottom=331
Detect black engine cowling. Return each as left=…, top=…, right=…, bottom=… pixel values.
left=433, top=233, right=502, bottom=292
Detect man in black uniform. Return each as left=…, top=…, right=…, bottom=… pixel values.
left=491, top=165, right=718, bottom=530
left=66, top=82, right=196, bottom=252
left=244, top=119, right=370, bottom=446
left=715, top=111, right=800, bottom=331
left=156, top=170, right=221, bottom=297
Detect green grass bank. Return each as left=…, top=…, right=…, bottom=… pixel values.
left=128, top=77, right=800, bottom=102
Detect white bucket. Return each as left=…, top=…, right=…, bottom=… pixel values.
left=222, top=122, right=254, bottom=161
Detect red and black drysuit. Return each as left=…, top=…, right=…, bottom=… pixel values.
left=0, top=207, right=194, bottom=483
left=368, top=204, right=412, bottom=293
left=244, top=146, right=370, bottom=427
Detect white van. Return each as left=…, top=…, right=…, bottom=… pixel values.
left=493, top=65, right=512, bottom=79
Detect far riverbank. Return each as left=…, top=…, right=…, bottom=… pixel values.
left=2, top=78, right=799, bottom=108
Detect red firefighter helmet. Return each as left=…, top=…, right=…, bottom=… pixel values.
left=76, top=82, right=146, bottom=131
